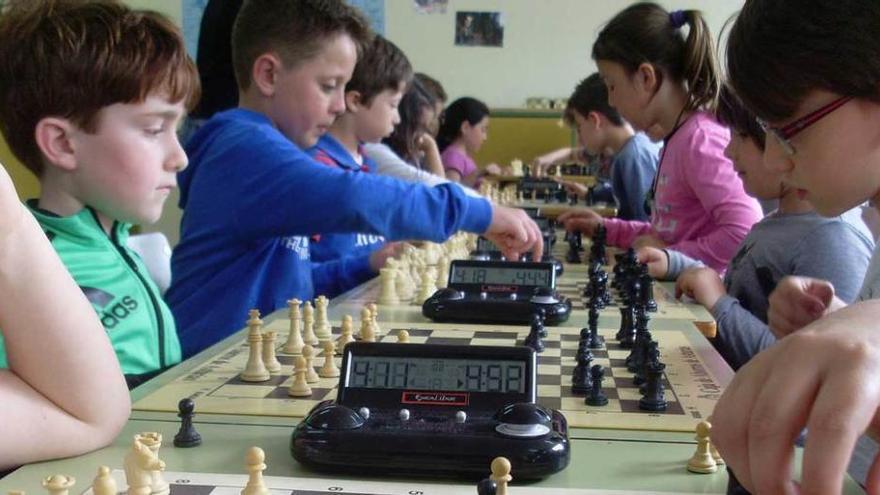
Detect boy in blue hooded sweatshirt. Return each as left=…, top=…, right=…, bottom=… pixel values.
left=167, top=0, right=543, bottom=358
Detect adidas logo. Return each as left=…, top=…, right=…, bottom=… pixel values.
left=81, top=286, right=139, bottom=329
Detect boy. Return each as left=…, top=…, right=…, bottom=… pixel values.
left=167, top=0, right=542, bottom=358
left=712, top=0, right=880, bottom=492
left=0, top=160, right=129, bottom=469
left=534, top=74, right=659, bottom=221
left=307, top=35, right=408, bottom=298
left=0, top=0, right=199, bottom=387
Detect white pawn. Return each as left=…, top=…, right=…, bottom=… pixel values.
left=314, top=295, right=332, bottom=341
left=397, top=329, right=410, bottom=343
left=395, top=268, right=413, bottom=301
left=368, top=302, right=381, bottom=337
left=687, top=420, right=718, bottom=474
left=42, top=474, right=75, bottom=495
left=319, top=340, right=339, bottom=378
left=490, top=457, right=512, bottom=495
left=282, top=298, right=304, bottom=355
left=288, top=356, right=312, bottom=397
left=261, top=331, right=282, bottom=375
left=413, top=266, right=436, bottom=305
left=241, top=447, right=269, bottom=495
left=91, top=466, right=116, bottom=495
left=302, top=301, right=318, bottom=346
left=241, top=310, right=270, bottom=382
left=302, top=345, right=320, bottom=383
left=359, top=307, right=375, bottom=342
left=336, top=315, right=356, bottom=349
left=377, top=267, right=400, bottom=305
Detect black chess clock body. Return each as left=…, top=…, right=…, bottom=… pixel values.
left=291, top=343, right=570, bottom=479
left=422, top=260, right=572, bottom=325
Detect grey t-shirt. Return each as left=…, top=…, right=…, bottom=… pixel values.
left=668, top=210, right=874, bottom=370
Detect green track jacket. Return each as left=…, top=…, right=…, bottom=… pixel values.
left=0, top=203, right=181, bottom=380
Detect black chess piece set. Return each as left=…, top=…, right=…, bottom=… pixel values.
left=564, top=231, right=582, bottom=264
left=567, top=239, right=666, bottom=411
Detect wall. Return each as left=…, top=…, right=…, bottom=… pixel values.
left=387, top=1, right=743, bottom=107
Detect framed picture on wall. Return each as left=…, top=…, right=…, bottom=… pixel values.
left=414, top=0, right=447, bottom=14
left=454, top=11, right=503, bottom=47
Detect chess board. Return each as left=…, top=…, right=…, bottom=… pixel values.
left=133, top=319, right=726, bottom=432
left=83, top=470, right=690, bottom=495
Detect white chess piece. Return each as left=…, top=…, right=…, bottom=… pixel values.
left=319, top=340, right=340, bottom=378
left=687, top=421, right=718, bottom=474
left=314, top=295, right=332, bottom=341
left=42, top=474, right=75, bottom=495
left=135, top=432, right=169, bottom=495
left=91, top=466, right=116, bottom=495
left=282, top=298, right=304, bottom=355
left=261, top=331, right=282, bottom=374
left=302, top=301, right=319, bottom=346
left=241, top=447, right=270, bottom=495
left=241, top=310, right=270, bottom=382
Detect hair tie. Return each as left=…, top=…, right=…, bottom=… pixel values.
left=669, top=10, right=687, bottom=29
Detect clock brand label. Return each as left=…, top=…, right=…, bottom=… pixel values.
left=481, top=285, right=517, bottom=292
left=402, top=391, right=469, bottom=406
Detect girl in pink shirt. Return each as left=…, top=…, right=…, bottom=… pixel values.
left=559, top=4, right=762, bottom=273
left=437, top=97, right=501, bottom=186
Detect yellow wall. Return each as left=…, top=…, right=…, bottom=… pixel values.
left=474, top=111, right=573, bottom=168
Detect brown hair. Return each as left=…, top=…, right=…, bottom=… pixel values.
left=0, top=0, right=199, bottom=176
left=346, top=35, right=412, bottom=105
left=727, top=0, right=880, bottom=122
left=716, top=84, right=766, bottom=149
left=232, top=0, right=372, bottom=92
left=415, top=72, right=447, bottom=103
left=592, top=2, right=721, bottom=113
left=564, top=73, right=624, bottom=127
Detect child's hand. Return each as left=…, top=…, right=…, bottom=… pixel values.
left=767, top=275, right=846, bottom=338
left=484, top=163, right=503, bottom=176
left=557, top=208, right=604, bottom=237
left=635, top=247, right=668, bottom=279
left=554, top=178, right=589, bottom=198
left=675, top=267, right=725, bottom=310
left=711, top=299, right=880, bottom=495
left=485, top=206, right=544, bottom=261
left=632, top=234, right=666, bottom=250
left=417, top=133, right=438, bottom=154
left=368, top=242, right=405, bottom=272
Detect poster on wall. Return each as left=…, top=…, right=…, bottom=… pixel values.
left=454, top=11, right=504, bottom=47
left=413, top=0, right=447, bottom=14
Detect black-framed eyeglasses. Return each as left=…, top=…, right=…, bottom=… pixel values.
left=756, top=95, right=853, bottom=156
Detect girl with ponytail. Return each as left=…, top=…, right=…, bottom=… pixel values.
left=559, top=3, right=762, bottom=274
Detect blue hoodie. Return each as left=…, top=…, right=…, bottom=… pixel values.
left=167, top=109, right=493, bottom=357
left=308, top=133, right=385, bottom=298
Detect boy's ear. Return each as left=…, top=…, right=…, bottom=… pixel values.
left=34, top=117, right=78, bottom=171
left=635, top=62, right=660, bottom=94
left=587, top=111, right=604, bottom=128
left=344, top=90, right=363, bottom=112
left=251, top=52, right=284, bottom=97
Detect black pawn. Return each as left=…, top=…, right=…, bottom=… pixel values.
left=476, top=478, right=497, bottom=495
left=571, top=352, right=593, bottom=395
left=587, top=306, right=603, bottom=349
left=616, top=305, right=633, bottom=342
left=173, top=398, right=202, bottom=448
left=638, top=264, right=658, bottom=312
left=585, top=364, right=609, bottom=406
left=565, top=231, right=582, bottom=263
left=524, top=313, right=545, bottom=353
left=638, top=362, right=668, bottom=412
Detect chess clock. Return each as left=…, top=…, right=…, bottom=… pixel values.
left=422, top=260, right=572, bottom=325
left=470, top=236, right=563, bottom=277
left=291, top=342, right=570, bottom=479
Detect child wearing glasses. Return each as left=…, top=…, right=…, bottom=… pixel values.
left=638, top=86, right=873, bottom=371
left=708, top=1, right=880, bottom=493
left=558, top=3, right=762, bottom=274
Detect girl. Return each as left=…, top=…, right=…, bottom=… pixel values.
left=710, top=1, right=880, bottom=493
left=558, top=3, right=762, bottom=273
left=381, top=77, right=444, bottom=176
left=437, top=97, right=501, bottom=186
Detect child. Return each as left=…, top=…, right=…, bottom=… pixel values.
left=307, top=35, right=409, bottom=298
left=551, top=73, right=659, bottom=221
left=639, top=86, right=873, bottom=370
left=710, top=1, right=880, bottom=492
left=379, top=76, right=445, bottom=175
left=558, top=4, right=763, bottom=273
left=0, top=162, right=129, bottom=470
left=414, top=72, right=447, bottom=137
left=437, top=97, right=503, bottom=185
left=0, top=0, right=199, bottom=387
left=166, top=0, right=542, bottom=358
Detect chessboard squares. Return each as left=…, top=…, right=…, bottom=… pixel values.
left=265, top=385, right=336, bottom=401
left=537, top=363, right=562, bottom=376
left=378, top=333, right=429, bottom=344
left=471, top=337, right=518, bottom=347
left=212, top=384, right=279, bottom=398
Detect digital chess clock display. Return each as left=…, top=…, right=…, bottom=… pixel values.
left=450, top=264, right=552, bottom=288
left=347, top=355, right=526, bottom=393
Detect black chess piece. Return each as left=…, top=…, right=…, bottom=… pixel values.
left=638, top=361, right=667, bottom=411
left=638, top=264, right=658, bottom=312
left=616, top=305, right=633, bottom=342
left=173, top=398, right=202, bottom=448
left=571, top=352, right=593, bottom=395
left=524, top=313, right=545, bottom=353
left=587, top=306, right=603, bottom=349
left=565, top=231, right=582, bottom=263
left=476, top=478, right=497, bottom=495
left=585, top=364, right=608, bottom=406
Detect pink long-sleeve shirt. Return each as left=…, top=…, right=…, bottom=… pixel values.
left=604, top=111, right=762, bottom=272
